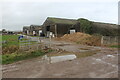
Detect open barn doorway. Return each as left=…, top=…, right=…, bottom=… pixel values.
left=46, top=26, right=50, bottom=37
left=46, top=26, right=50, bottom=31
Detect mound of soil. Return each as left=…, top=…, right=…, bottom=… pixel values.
left=56, top=32, right=101, bottom=46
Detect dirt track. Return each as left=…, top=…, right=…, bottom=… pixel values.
left=2, top=38, right=118, bottom=78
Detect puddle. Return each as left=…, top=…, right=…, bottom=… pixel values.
left=79, top=47, right=90, bottom=50
left=42, top=54, right=76, bottom=63
left=102, top=54, right=116, bottom=60
left=107, top=55, right=115, bottom=58
left=56, top=44, right=70, bottom=46
left=79, top=47, right=92, bottom=52
left=74, top=50, right=99, bottom=58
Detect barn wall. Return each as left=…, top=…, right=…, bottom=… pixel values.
left=50, top=25, right=56, bottom=34
left=42, top=22, right=80, bottom=37
left=42, top=25, right=55, bottom=37
left=42, top=20, right=54, bottom=36
left=56, top=24, right=73, bottom=37
left=42, top=18, right=80, bottom=37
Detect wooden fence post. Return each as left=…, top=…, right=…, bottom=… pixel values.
left=55, top=25, right=57, bottom=38
left=101, top=36, right=104, bottom=45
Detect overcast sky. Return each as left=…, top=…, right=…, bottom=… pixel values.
left=1, top=0, right=119, bottom=31
left=118, top=1, right=120, bottom=25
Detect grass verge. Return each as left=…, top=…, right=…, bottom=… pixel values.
left=110, top=45, right=120, bottom=48
left=2, top=49, right=53, bottom=64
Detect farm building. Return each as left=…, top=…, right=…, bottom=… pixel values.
left=91, top=22, right=119, bottom=36
left=23, top=17, right=119, bottom=37
left=29, top=25, right=42, bottom=36
left=23, top=26, right=30, bottom=35
left=2, top=29, right=15, bottom=35
left=23, top=25, right=42, bottom=36
left=42, top=17, right=80, bottom=37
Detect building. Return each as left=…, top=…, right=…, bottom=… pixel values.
left=23, top=26, right=30, bottom=35
left=2, top=29, right=7, bottom=35
left=29, top=25, right=42, bottom=36
left=23, top=25, right=42, bottom=36
left=23, top=17, right=119, bottom=37
left=91, top=22, right=118, bottom=36
left=42, top=17, right=80, bottom=37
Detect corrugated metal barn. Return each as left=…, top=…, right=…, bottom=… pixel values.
left=42, top=17, right=80, bottom=37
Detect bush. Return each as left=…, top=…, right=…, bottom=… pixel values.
left=77, top=18, right=92, bottom=34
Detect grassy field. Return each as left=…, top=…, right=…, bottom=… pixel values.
left=2, top=35, right=20, bottom=54
left=2, top=35, right=37, bottom=47
left=2, top=35, right=19, bottom=47
left=2, top=35, right=38, bottom=54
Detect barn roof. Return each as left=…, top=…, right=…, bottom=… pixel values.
left=23, top=26, right=30, bottom=29
left=92, top=22, right=118, bottom=29
left=30, top=25, right=41, bottom=27
left=47, top=17, right=78, bottom=25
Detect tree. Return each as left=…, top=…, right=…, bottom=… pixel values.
left=2, top=29, right=6, bottom=33
left=77, top=18, right=92, bottom=34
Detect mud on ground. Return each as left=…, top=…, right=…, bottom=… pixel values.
left=2, top=37, right=118, bottom=78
